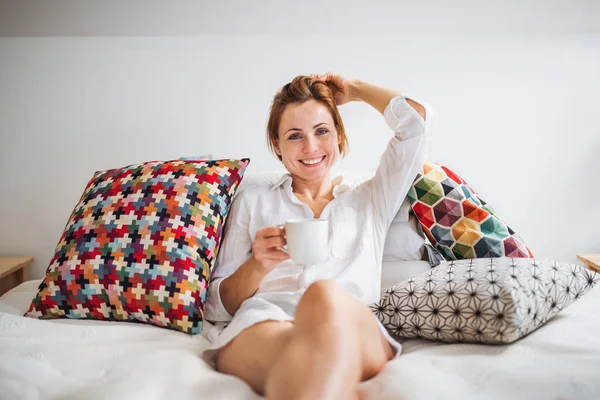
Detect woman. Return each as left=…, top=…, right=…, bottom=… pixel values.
left=202, top=72, right=434, bottom=399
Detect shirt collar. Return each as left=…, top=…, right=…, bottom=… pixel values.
left=270, top=173, right=293, bottom=190
left=270, top=172, right=353, bottom=197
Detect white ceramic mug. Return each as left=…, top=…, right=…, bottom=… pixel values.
left=283, top=219, right=330, bottom=288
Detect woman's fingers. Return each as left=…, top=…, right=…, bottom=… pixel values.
left=254, top=226, right=287, bottom=255
left=251, top=225, right=290, bottom=271
left=310, top=72, right=333, bottom=83
left=266, top=249, right=290, bottom=261
left=319, top=71, right=334, bottom=81
left=258, top=225, right=284, bottom=239
left=259, top=236, right=286, bottom=250
left=253, top=244, right=289, bottom=265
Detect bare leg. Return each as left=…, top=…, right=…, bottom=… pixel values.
left=216, top=320, right=294, bottom=394
left=265, top=281, right=393, bottom=399
left=216, top=280, right=394, bottom=399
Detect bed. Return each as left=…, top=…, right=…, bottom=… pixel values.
left=1, top=259, right=599, bottom=400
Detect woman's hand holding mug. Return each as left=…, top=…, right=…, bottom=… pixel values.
left=251, top=220, right=331, bottom=288
left=251, top=226, right=290, bottom=274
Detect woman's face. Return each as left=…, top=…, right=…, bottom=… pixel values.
left=276, top=100, right=340, bottom=183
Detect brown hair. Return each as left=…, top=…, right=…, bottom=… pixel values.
left=266, top=75, right=349, bottom=162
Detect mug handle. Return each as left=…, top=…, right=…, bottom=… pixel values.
left=277, top=225, right=289, bottom=254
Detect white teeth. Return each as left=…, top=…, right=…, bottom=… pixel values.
left=301, top=157, right=324, bottom=165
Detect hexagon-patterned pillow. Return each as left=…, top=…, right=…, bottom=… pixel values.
left=26, top=158, right=250, bottom=334
left=407, top=161, right=533, bottom=260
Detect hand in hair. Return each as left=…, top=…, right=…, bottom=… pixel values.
left=310, top=72, right=355, bottom=106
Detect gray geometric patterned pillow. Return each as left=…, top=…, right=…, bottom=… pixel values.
left=371, top=258, right=599, bottom=344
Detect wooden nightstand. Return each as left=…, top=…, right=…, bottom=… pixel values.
left=0, top=257, right=34, bottom=296
left=577, top=254, right=600, bottom=273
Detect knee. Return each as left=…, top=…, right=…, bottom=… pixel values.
left=302, top=280, right=345, bottom=309
left=296, top=280, right=349, bottom=326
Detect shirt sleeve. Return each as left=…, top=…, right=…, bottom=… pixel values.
left=203, top=192, right=253, bottom=323
left=368, top=95, right=436, bottom=232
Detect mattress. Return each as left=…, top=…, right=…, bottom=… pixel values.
left=1, top=263, right=600, bottom=400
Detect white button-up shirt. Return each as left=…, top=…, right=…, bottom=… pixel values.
left=204, top=95, right=435, bottom=329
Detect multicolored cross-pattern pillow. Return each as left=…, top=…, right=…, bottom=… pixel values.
left=407, top=161, right=533, bottom=260
left=26, top=158, right=250, bottom=334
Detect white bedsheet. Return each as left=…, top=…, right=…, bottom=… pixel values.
left=1, top=271, right=600, bottom=400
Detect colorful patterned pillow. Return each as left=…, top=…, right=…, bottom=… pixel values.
left=407, top=161, right=534, bottom=260
left=25, top=158, right=250, bottom=334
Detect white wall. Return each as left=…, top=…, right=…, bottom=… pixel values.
left=2, top=0, right=599, bottom=36
left=1, top=4, right=599, bottom=278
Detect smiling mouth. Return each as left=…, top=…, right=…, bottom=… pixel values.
left=299, top=156, right=325, bottom=166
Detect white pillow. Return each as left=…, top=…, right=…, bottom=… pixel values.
left=380, top=260, right=431, bottom=293
left=383, top=211, right=426, bottom=262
